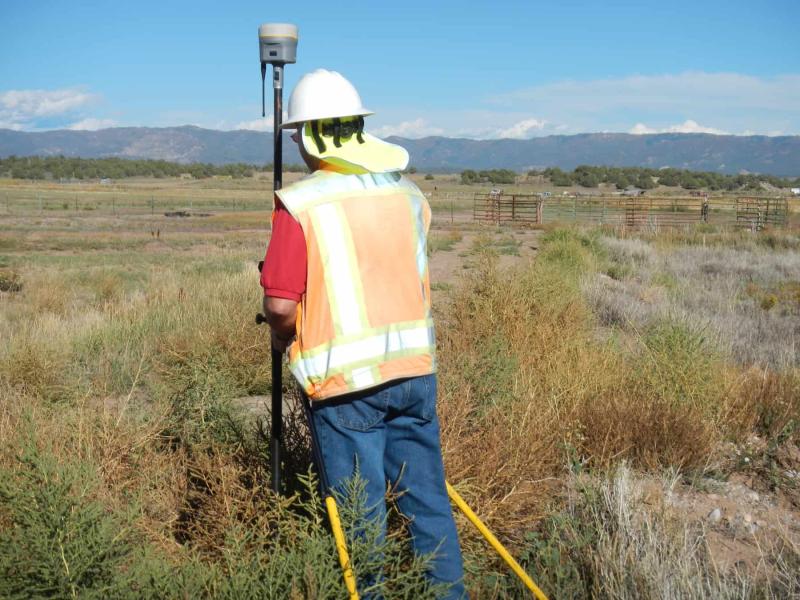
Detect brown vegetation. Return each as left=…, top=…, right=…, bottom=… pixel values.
left=0, top=203, right=798, bottom=597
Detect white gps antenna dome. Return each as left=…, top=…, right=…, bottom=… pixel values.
left=258, top=23, right=299, bottom=116
left=259, top=23, right=298, bottom=65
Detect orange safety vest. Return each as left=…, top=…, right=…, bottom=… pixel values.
left=276, top=170, right=435, bottom=401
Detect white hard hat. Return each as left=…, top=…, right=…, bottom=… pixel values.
left=281, top=69, right=373, bottom=128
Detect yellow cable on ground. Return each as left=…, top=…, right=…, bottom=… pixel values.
left=325, top=495, right=359, bottom=600
left=446, top=481, right=549, bottom=600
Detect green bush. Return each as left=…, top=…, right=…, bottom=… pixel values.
left=460, top=169, right=517, bottom=185
left=0, top=425, right=446, bottom=599
left=0, top=438, right=134, bottom=599
left=636, top=320, right=722, bottom=414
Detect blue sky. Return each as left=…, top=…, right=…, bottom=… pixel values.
left=1, top=0, right=798, bottom=138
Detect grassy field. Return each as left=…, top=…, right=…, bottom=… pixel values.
left=2, top=175, right=797, bottom=237
left=1, top=178, right=799, bottom=598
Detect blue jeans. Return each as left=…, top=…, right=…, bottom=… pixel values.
left=310, top=374, right=466, bottom=599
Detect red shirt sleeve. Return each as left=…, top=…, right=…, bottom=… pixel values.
left=261, top=199, right=307, bottom=301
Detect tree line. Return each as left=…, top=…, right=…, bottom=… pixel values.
left=3, top=156, right=799, bottom=190
left=461, top=165, right=800, bottom=190
left=536, top=166, right=800, bottom=191
left=0, top=156, right=308, bottom=181
left=460, top=169, right=517, bottom=185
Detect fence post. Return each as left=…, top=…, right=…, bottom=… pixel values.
left=512, top=195, right=516, bottom=222
left=536, top=199, right=543, bottom=225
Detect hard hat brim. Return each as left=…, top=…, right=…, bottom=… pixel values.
left=280, top=108, right=374, bottom=129
left=299, top=125, right=409, bottom=174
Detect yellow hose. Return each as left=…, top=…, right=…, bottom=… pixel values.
left=446, top=481, right=549, bottom=600
left=325, top=495, right=359, bottom=600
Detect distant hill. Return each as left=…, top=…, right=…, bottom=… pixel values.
left=0, top=126, right=292, bottom=167
left=1, top=126, right=798, bottom=176
left=387, top=133, right=800, bottom=176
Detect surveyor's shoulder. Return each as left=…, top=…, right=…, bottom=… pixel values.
left=275, top=171, right=331, bottom=211
left=279, top=170, right=424, bottom=215
left=279, top=170, right=327, bottom=193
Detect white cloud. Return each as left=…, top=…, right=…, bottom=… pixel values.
left=0, top=120, right=24, bottom=131
left=492, top=72, right=800, bottom=113
left=0, top=88, right=98, bottom=130
left=371, top=118, right=444, bottom=139
left=366, top=71, right=798, bottom=139
left=479, top=72, right=800, bottom=137
left=234, top=115, right=275, bottom=131
left=494, top=118, right=547, bottom=139
left=629, top=123, right=657, bottom=134
left=68, top=118, right=118, bottom=131
left=630, top=119, right=729, bottom=135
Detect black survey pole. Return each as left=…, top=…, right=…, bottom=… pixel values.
left=257, top=23, right=298, bottom=495
left=273, top=69, right=283, bottom=190
left=270, top=64, right=284, bottom=495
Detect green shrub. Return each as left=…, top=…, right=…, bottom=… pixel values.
left=637, top=320, right=721, bottom=412
left=0, top=424, right=446, bottom=599
left=162, top=352, right=249, bottom=448
left=0, top=438, right=134, bottom=599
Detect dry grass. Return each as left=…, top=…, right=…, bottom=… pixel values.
left=585, top=230, right=800, bottom=369
left=428, top=229, right=464, bottom=254
left=1, top=220, right=799, bottom=597
left=438, top=232, right=720, bottom=536
left=437, top=228, right=799, bottom=554
left=525, top=463, right=800, bottom=599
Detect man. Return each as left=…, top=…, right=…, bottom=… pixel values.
left=260, top=69, right=465, bottom=598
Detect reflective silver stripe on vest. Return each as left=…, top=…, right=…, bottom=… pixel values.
left=289, top=320, right=435, bottom=384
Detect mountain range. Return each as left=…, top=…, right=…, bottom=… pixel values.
left=1, top=126, right=798, bottom=176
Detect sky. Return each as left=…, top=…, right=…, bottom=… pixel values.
left=1, top=0, right=799, bottom=139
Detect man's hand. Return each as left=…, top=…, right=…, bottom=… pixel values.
left=271, top=329, right=295, bottom=353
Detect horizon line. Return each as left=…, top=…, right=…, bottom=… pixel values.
left=1, top=125, right=799, bottom=141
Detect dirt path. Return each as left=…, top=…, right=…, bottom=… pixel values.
left=428, top=225, right=542, bottom=299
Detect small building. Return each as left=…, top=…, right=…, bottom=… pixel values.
left=791, top=187, right=800, bottom=196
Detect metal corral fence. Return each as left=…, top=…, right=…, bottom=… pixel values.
left=473, top=194, right=791, bottom=230
left=1, top=187, right=794, bottom=231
